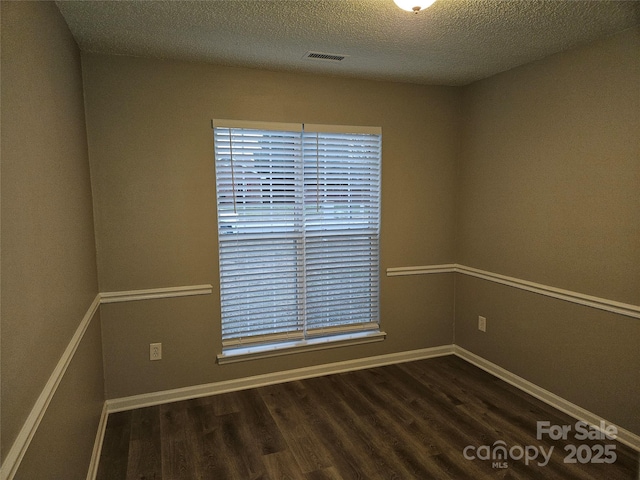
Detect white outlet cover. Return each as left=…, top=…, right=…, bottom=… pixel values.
left=150, top=342, right=162, bottom=360
left=478, top=316, right=487, bottom=332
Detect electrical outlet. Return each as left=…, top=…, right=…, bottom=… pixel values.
left=150, top=342, right=162, bottom=360
left=478, top=316, right=487, bottom=332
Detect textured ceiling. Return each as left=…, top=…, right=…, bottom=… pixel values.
left=56, top=0, right=640, bottom=86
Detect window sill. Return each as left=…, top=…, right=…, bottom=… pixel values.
left=217, top=330, right=386, bottom=365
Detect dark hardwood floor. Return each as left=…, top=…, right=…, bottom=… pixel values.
left=97, top=355, right=639, bottom=479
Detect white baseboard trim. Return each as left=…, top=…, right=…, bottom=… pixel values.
left=453, top=345, right=640, bottom=452
left=86, top=403, right=108, bottom=480
left=100, top=284, right=213, bottom=304
left=0, top=294, right=102, bottom=480
left=105, top=345, right=455, bottom=413
left=386, top=264, right=640, bottom=320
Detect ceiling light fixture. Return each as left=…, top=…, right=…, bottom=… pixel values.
left=393, top=0, right=436, bottom=13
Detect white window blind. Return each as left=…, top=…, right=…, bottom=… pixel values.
left=213, top=120, right=381, bottom=351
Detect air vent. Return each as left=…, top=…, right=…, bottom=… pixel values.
left=303, top=51, right=348, bottom=62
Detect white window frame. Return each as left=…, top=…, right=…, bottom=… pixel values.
left=212, top=120, right=385, bottom=363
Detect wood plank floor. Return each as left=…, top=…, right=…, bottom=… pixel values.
left=97, top=355, right=639, bottom=479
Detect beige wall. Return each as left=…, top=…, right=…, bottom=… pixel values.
left=14, top=313, right=105, bottom=480
left=457, top=27, right=639, bottom=304
left=1, top=1, right=104, bottom=476
left=81, top=54, right=460, bottom=398
left=455, top=27, right=640, bottom=434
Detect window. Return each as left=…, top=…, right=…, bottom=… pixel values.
left=212, top=120, right=383, bottom=362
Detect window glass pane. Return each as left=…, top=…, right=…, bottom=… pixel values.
left=302, top=131, right=380, bottom=333
left=214, top=127, right=304, bottom=344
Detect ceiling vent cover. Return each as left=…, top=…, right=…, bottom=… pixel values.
left=303, top=51, right=348, bottom=62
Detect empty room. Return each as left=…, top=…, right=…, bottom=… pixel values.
left=1, top=0, right=638, bottom=478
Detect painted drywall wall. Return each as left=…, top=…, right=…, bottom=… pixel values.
left=0, top=1, right=104, bottom=475
left=14, top=313, right=105, bottom=480
left=81, top=53, right=460, bottom=398
left=457, top=27, right=639, bottom=305
left=455, top=27, right=640, bottom=434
